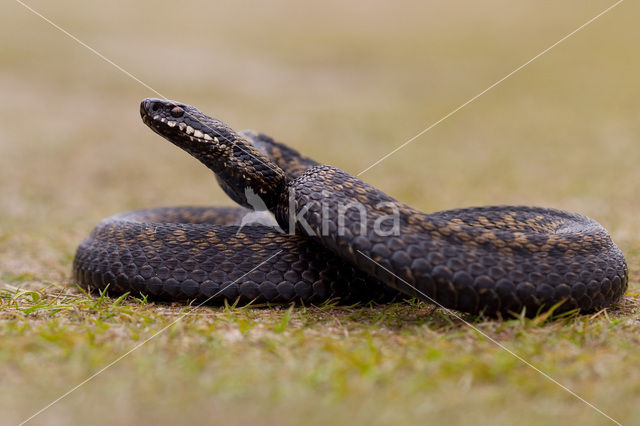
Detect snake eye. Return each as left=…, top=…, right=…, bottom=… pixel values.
left=170, top=106, right=184, bottom=118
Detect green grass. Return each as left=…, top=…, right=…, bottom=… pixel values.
left=2, top=283, right=640, bottom=425
left=1, top=0, right=639, bottom=424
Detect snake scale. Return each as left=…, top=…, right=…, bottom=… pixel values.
left=73, top=98, right=628, bottom=316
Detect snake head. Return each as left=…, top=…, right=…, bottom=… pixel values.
left=140, top=98, right=287, bottom=211
left=140, top=98, right=233, bottom=144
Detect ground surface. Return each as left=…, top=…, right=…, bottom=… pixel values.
left=0, top=1, right=639, bottom=425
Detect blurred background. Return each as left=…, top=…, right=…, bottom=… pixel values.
left=1, top=0, right=638, bottom=281
left=0, top=0, right=638, bottom=424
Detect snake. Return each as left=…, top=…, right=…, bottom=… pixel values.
left=72, top=98, right=629, bottom=316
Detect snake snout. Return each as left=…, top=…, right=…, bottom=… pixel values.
left=141, top=98, right=189, bottom=119
left=140, top=98, right=174, bottom=118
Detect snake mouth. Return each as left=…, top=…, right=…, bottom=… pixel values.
left=139, top=97, right=288, bottom=212
left=140, top=98, right=226, bottom=145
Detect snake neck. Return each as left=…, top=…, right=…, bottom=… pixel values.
left=140, top=98, right=288, bottom=211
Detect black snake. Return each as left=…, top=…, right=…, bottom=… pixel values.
left=72, top=98, right=628, bottom=316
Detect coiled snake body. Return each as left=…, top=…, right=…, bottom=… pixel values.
left=73, top=99, right=628, bottom=316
